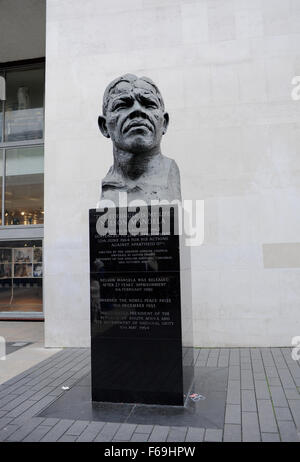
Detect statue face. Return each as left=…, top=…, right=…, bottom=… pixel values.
left=99, top=80, right=169, bottom=154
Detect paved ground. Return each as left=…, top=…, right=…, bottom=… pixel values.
left=0, top=322, right=61, bottom=384
left=0, top=345, right=300, bottom=442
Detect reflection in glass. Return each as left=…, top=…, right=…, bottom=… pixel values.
left=12, top=279, right=42, bottom=311
left=4, top=67, right=44, bottom=142
left=0, top=240, right=42, bottom=313
left=0, top=279, right=12, bottom=306
left=5, top=146, right=44, bottom=225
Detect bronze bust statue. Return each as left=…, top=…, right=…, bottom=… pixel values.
left=98, top=74, right=181, bottom=204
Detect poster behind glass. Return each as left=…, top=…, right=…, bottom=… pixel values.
left=0, top=247, right=43, bottom=278
left=0, top=242, right=43, bottom=314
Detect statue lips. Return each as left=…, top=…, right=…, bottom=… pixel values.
left=122, top=119, right=153, bottom=134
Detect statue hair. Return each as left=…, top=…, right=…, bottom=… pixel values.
left=102, top=73, right=165, bottom=115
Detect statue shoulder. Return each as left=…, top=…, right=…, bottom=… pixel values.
left=162, top=156, right=180, bottom=178
left=102, top=165, right=125, bottom=187
left=160, top=155, right=178, bottom=170
left=161, top=156, right=181, bottom=201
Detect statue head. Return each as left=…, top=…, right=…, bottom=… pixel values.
left=98, top=74, right=169, bottom=155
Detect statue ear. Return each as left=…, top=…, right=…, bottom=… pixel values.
left=163, top=112, right=169, bottom=135
left=98, top=115, right=110, bottom=138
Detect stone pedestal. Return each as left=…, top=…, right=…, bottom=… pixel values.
left=89, top=205, right=193, bottom=405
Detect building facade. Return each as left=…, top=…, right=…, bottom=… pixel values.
left=0, top=1, right=45, bottom=320
left=1, top=0, right=300, bottom=347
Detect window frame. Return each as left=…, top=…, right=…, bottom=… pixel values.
left=0, top=58, right=45, bottom=229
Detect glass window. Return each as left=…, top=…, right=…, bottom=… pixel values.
left=4, top=67, right=44, bottom=142
left=5, top=146, right=44, bottom=225
left=0, top=151, right=2, bottom=226
left=0, top=240, right=43, bottom=313
left=0, top=72, right=4, bottom=143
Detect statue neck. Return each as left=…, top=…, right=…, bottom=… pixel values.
left=112, top=146, right=162, bottom=180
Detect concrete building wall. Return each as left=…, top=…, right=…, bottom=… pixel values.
left=44, top=0, right=300, bottom=347
left=0, top=0, right=45, bottom=62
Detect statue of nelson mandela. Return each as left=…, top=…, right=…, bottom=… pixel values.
left=98, top=73, right=181, bottom=205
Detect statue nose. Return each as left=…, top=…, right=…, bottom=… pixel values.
left=128, top=108, right=147, bottom=120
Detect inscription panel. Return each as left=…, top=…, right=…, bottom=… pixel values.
left=91, top=272, right=181, bottom=339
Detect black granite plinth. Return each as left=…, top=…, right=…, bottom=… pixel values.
left=39, top=366, right=228, bottom=429
left=89, top=205, right=193, bottom=406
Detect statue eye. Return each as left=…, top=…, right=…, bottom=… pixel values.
left=142, top=98, right=158, bottom=108
left=112, top=99, right=132, bottom=111
left=113, top=103, right=126, bottom=110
